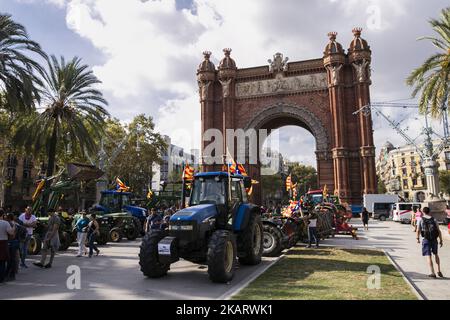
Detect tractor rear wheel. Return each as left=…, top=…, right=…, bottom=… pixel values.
left=139, top=230, right=170, bottom=278
left=238, top=213, right=263, bottom=265
left=59, top=231, right=72, bottom=251
left=109, top=227, right=123, bottom=242
left=207, top=230, right=237, bottom=283
left=28, top=235, right=42, bottom=255
left=96, top=232, right=108, bottom=245
left=262, top=223, right=283, bottom=257
left=125, top=218, right=140, bottom=240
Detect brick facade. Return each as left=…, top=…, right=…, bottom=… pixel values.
left=197, top=29, right=377, bottom=205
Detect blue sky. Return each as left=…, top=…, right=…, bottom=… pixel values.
left=1, top=0, right=449, bottom=167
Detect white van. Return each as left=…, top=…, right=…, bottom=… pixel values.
left=392, top=202, right=421, bottom=223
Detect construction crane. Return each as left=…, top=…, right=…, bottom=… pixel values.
left=354, top=101, right=450, bottom=200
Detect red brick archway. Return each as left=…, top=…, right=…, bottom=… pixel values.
left=197, top=29, right=377, bottom=205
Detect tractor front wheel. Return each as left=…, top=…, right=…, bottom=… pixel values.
left=238, top=213, right=263, bottom=265
left=207, top=230, right=236, bottom=283
left=262, top=223, right=283, bottom=257
left=28, top=235, right=42, bottom=255
left=139, top=230, right=170, bottom=278
left=109, top=227, right=123, bottom=243
left=59, top=231, right=72, bottom=251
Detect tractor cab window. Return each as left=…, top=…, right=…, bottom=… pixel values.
left=190, top=177, right=226, bottom=206
left=121, top=194, right=131, bottom=207
left=100, top=193, right=121, bottom=211
left=230, top=179, right=242, bottom=207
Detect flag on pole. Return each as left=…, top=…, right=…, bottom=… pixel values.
left=116, top=178, right=130, bottom=192
left=32, top=179, right=45, bottom=202
left=182, top=163, right=195, bottom=181
left=323, top=184, right=328, bottom=197
left=286, top=174, right=292, bottom=191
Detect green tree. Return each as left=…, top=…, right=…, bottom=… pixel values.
left=439, top=170, right=450, bottom=195
left=377, top=176, right=387, bottom=194
left=13, top=56, right=109, bottom=207
left=105, top=115, right=167, bottom=197
left=0, top=13, right=45, bottom=111
left=406, top=7, right=450, bottom=117
left=288, top=163, right=318, bottom=193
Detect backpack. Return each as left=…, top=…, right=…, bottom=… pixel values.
left=421, top=217, right=439, bottom=241
left=15, top=223, right=28, bottom=242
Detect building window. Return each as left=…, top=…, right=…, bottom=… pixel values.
left=412, top=178, right=417, bottom=186
left=422, top=178, right=426, bottom=186
left=7, top=167, right=16, bottom=181
left=447, top=163, right=450, bottom=171
left=401, top=158, right=406, bottom=165
left=445, top=151, right=450, bottom=160
left=402, top=168, right=407, bottom=176
left=403, top=179, right=408, bottom=188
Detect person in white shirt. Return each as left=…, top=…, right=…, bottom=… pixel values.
left=307, top=211, right=319, bottom=248
left=18, top=206, right=37, bottom=268
left=0, top=210, right=16, bottom=283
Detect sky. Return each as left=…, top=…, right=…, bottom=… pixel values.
left=1, top=0, right=449, bottom=168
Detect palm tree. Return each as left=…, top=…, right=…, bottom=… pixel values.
left=407, top=7, right=450, bottom=117
left=0, top=13, right=45, bottom=111
left=14, top=55, right=109, bottom=181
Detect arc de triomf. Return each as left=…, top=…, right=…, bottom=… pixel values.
left=197, top=28, right=377, bottom=205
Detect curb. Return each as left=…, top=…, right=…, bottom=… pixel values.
left=217, top=254, right=285, bottom=300
left=383, top=249, right=426, bottom=300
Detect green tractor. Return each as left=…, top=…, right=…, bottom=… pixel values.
left=139, top=171, right=263, bottom=283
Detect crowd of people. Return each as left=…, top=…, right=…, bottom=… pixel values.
left=0, top=203, right=180, bottom=284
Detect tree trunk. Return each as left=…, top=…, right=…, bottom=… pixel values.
left=42, top=118, right=58, bottom=214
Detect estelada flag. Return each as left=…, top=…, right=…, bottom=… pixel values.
left=237, top=163, right=247, bottom=176
left=323, top=184, right=329, bottom=197
left=116, top=177, right=130, bottom=192
left=286, top=174, right=292, bottom=191
left=32, top=179, right=45, bottom=202
left=183, top=164, right=195, bottom=181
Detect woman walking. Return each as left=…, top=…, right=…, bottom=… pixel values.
left=361, top=207, right=370, bottom=231
left=87, top=214, right=100, bottom=258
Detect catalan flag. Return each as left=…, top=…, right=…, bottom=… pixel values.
left=182, top=163, right=195, bottom=181
left=32, top=179, right=45, bottom=202
left=286, top=174, right=292, bottom=191
left=116, top=177, right=130, bottom=192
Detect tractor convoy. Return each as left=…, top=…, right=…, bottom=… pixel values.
left=26, top=161, right=357, bottom=284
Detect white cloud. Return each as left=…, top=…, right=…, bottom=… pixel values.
left=29, top=0, right=450, bottom=166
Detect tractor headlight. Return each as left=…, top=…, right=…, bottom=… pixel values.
left=202, top=217, right=216, bottom=226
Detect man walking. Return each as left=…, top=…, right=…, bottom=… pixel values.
left=33, top=210, right=60, bottom=269
left=307, top=211, right=319, bottom=248
left=0, top=211, right=15, bottom=283
left=361, top=207, right=370, bottom=231
left=416, top=207, right=444, bottom=278
left=18, top=206, right=37, bottom=268
left=74, top=211, right=89, bottom=257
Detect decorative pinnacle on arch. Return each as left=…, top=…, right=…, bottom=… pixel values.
left=203, top=51, right=212, bottom=60
left=223, top=48, right=232, bottom=56
left=327, top=31, right=338, bottom=41
left=352, top=27, right=362, bottom=37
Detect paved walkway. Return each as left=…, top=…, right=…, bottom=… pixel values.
left=323, top=219, right=450, bottom=300
left=0, top=241, right=277, bottom=300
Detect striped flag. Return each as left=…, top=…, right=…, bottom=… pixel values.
left=182, top=163, right=195, bottom=181
left=116, top=177, right=130, bottom=192
left=286, top=174, right=292, bottom=191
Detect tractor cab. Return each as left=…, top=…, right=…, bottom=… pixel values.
left=97, top=190, right=133, bottom=213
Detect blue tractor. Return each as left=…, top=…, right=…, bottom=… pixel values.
left=138, top=172, right=264, bottom=283
left=94, top=190, right=147, bottom=239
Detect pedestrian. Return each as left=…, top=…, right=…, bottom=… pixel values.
left=18, top=206, right=37, bottom=268
left=87, top=213, right=100, bottom=258
left=445, top=205, right=450, bottom=235
left=413, top=206, right=422, bottom=233
left=160, top=215, right=170, bottom=230
left=360, top=207, right=370, bottom=231
left=0, top=210, right=15, bottom=283
left=145, top=208, right=162, bottom=233
left=307, top=211, right=319, bottom=248
left=416, top=207, right=444, bottom=278
left=74, top=211, right=89, bottom=257
left=5, top=213, right=24, bottom=281
left=33, top=210, right=60, bottom=269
